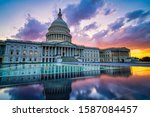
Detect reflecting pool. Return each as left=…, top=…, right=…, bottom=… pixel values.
left=0, top=63, right=150, bottom=100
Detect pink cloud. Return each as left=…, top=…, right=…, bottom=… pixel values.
left=12, top=14, right=50, bottom=41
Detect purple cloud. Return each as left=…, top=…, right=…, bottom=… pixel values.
left=12, top=15, right=49, bottom=41
left=109, top=17, right=125, bottom=31
left=103, top=8, right=115, bottom=15
left=126, top=9, right=150, bottom=22
left=83, top=22, right=98, bottom=31
left=95, top=21, right=150, bottom=49
left=114, top=21, right=150, bottom=49
left=123, top=21, right=150, bottom=41
left=64, top=0, right=104, bottom=25
left=7, top=84, right=44, bottom=100
left=93, top=30, right=108, bottom=39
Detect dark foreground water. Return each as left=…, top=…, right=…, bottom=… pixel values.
left=0, top=63, right=150, bottom=100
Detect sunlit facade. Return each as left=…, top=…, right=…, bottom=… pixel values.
left=100, top=48, right=130, bottom=62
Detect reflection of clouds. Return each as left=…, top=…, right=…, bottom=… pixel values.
left=0, top=88, right=11, bottom=100
left=71, top=74, right=150, bottom=100
left=89, top=87, right=106, bottom=99
left=6, top=84, right=44, bottom=100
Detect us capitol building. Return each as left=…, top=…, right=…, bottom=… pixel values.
left=0, top=9, right=130, bottom=64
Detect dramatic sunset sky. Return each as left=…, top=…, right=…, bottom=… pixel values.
left=0, top=0, right=150, bottom=58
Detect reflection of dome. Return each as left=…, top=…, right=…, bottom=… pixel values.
left=43, top=80, right=72, bottom=100
left=46, top=9, right=72, bottom=42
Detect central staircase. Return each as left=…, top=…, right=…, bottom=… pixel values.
left=61, top=57, right=79, bottom=62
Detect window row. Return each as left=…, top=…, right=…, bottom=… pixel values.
left=9, top=45, right=38, bottom=49
left=10, top=50, right=39, bottom=56
left=9, top=57, right=40, bottom=62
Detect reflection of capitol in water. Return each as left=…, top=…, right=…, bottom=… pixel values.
left=0, top=64, right=131, bottom=86
left=0, top=64, right=132, bottom=100
left=101, top=66, right=131, bottom=77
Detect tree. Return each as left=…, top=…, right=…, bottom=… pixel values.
left=141, top=56, right=150, bottom=62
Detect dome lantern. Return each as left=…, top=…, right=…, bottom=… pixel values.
left=58, top=8, right=62, bottom=19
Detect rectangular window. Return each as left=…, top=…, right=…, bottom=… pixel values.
left=16, top=58, right=18, bottom=61
left=34, top=51, right=38, bottom=55
left=10, top=58, right=12, bottom=62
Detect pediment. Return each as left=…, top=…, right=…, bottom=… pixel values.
left=56, top=41, right=78, bottom=47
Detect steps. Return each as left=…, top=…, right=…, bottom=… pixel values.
left=61, top=57, right=79, bottom=62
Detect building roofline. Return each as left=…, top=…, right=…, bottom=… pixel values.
left=101, top=47, right=130, bottom=52
left=1, top=39, right=130, bottom=52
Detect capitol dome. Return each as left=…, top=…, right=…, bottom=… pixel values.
left=46, top=9, right=72, bottom=42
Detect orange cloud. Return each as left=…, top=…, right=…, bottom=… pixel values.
left=131, top=49, right=150, bottom=58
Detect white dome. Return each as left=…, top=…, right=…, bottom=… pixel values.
left=46, top=9, right=72, bottom=42
left=51, top=18, right=68, bottom=29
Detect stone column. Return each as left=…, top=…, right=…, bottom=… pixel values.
left=45, top=46, right=47, bottom=62
left=63, top=35, right=65, bottom=41
left=74, top=48, right=77, bottom=55
left=55, top=47, right=56, bottom=56
left=61, top=47, right=63, bottom=56
left=49, top=47, right=50, bottom=56
left=62, top=47, right=63, bottom=56
left=48, top=47, right=50, bottom=57
left=64, top=47, right=66, bottom=56
left=73, top=48, right=75, bottom=56
left=48, top=47, right=49, bottom=62
left=68, top=48, right=69, bottom=56
left=67, top=48, right=69, bottom=56
left=71, top=48, right=73, bottom=56
left=72, top=48, right=74, bottom=56
left=50, top=47, right=52, bottom=56
left=45, top=46, right=47, bottom=56
left=59, top=47, right=61, bottom=56
left=65, top=47, right=66, bottom=56
left=79, top=49, right=80, bottom=56
left=69, top=48, right=71, bottom=56
left=57, top=46, right=58, bottom=55
left=49, top=35, right=51, bottom=40
left=52, top=47, right=54, bottom=56
left=55, top=35, right=57, bottom=40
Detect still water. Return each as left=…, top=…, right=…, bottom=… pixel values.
left=0, top=63, right=150, bottom=100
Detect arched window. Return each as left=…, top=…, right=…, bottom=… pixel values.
left=23, top=50, right=26, bottom=55
left=10, top=50, right=14, bottom=55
